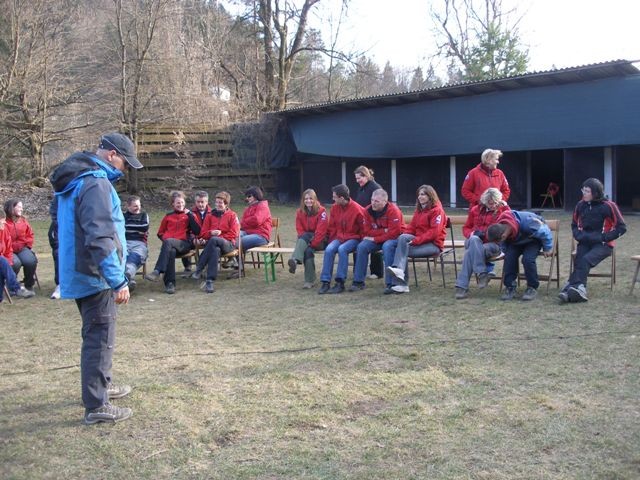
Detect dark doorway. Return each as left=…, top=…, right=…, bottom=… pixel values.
left=531, top=150, right=564, bottom=209
left=396, top=156, right=450, bottom=206
left=616, top=145, right=640, bottom=210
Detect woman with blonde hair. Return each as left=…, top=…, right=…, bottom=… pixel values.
left=288, top=189, right=328, bottom=288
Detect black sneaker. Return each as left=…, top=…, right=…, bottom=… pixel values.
left=107, top=383, right=132, bottom=400
left=318, top=282, right=330, bottom=294
left=568, top=285, right=588, bottom=303
left=190, top=270, right=202, bottom=280
left=165, top=282, right=176, bottom=294
left=128, top=279, right=136, bottom=293
left=205, top=280, right=215, bottom=293
left=348, top=282, right=365, bottom=292
left=500, top=287, right=517, bottom=301
left=477, top=273, right=490, bottom=289
left=558, top=290, right=569, bottom=303
left=383, top=286, right=394, bottom=295
left=84, top=403, right=132, bottom=425
left=521, top=287, right=538, bottom=301
left=327, top=281, right=345, bottom=294
left=288, top=258, right=297, bottom=274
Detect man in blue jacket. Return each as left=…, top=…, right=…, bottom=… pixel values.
left=488, top=210, right=553, bottom=301
left=50, top=132, right=143, bottom=425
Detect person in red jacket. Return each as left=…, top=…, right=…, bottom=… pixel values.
left=4, top=199, right=38, bottom=294
left=288, top=189, right=328, bottom=289
left=318, top=184, right=365, bottom=294
left=386, top=185, right=447, bottom=294
left=350, top=188, right=404, bottom=292
left=181, top=190, right=212, bottom=275
left=191, top=191, right=240, bottom=293
left=455, top=188, right=510, bottom=299
left=145, top=191, right=200, bottom=294
left=240, top=186, right=272, bottom=251
left=461, top=149, right=511, bottom=206
left=0, top=208, right=35, bottom=300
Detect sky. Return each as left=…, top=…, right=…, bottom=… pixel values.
left=313, top=0, right=640, bottom=73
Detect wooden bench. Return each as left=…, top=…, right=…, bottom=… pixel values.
left=244, top=247, right=294, bottom=282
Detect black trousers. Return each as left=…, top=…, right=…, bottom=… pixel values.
left=569, top=242, right=612, bottom=287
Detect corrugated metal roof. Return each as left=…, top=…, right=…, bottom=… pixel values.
left=277, top=60, right=640, bottom=117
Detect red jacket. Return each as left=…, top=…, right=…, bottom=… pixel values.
left=191, top=204, right=212, bottom=229
left=157, top=210, right=199, bottom=242
left=463, top=204, right=511, bottom=240
left=241, top=200, right=272, bottom=240
left=295, top=206, right=328, bottom=249
left=362, top=202, right=404, bottom=244
left=327, top=200, right=365, bottom=242
left=199, top=208, right=240, bottom=244
left=405, top=202, right=448, bottom=250
left=6, top=216, right=34, bottom=252
left=461, top=163, right=511, bottom=205
left=0, top=227, right=13, bottom=264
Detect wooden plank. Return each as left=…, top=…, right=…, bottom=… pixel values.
left=137, top=133, right=231, bottom=143
left=139, top=124, right=230, bottom=134
left=138, top=143, right=232, bottom=154
left=138, top=157, right=232, bottom=168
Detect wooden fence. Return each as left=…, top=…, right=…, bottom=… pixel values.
left=135, top=125, right=274, bottom=194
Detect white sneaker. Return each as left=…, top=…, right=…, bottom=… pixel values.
left=367, top=274, right=380, bottom=279
left=386, top=266, right=405, bottom=281
left=50, top=285, right=61, bottom=300
left=391, top=284, right=410, bottom=293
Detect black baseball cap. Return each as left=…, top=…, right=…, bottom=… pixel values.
left=99, top=133, right=143, bottom=169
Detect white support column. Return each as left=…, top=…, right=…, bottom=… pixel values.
left=604, top=147, right=613, bottom=198
left=341, top=160, right=346, bottom=185
left=526, top=151, right=532, bottom=208
left=391, top=159, right=397, bottom=202
left=449, top=156, right=457, bottom=208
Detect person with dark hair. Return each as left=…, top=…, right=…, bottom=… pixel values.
left=558, top=178, right=626, bottom=303
left=240, top=186, right=272, bottom=251
left=461, top=149, right=511, bottom=206
left=0, top=208, right=35, bottom=301
left=288, top=189, right=328, bottom=289
left=488, top=210, right=553, bottom=301
left=350, top=188, right=403, bottom=292
left=454, top=188, right=510, bottom=299
left=123, top=195, right=150, bottom=293
left=4, top=198, right=38, bottom=295
left=386, top=185, right=447, bottom=294
left=191, top=191, right=240, bottom=293
left=181, top=190, right=211, bottom=275
left=145, top=191, right=200, bottom=294
left=353, top=165, right=382, bottom=207
left=318, top=184, right=365, bottom=294
left=50, top=131, right=142, bottom=424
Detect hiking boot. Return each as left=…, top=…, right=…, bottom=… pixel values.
left=145, top=270, right=161, bottom=282
left=84, top=403, right=132, bottom=425
left=50, top=284, right=61, bottom=300
left=455, top=287, right=468, bottom=300
left=386, top=266, right=405, bottom=282
left=391, top=284, right=410, bottom=294
left=327, top=281, right=345, bottom=294
left=302, top=282, right=315, bottom=289
left=190, top=270, right=202, bottom=280
left=477, top=272, right=490, bottom=289
left=521, top=287, right=538, bottom=301
left=348, top=282, right=365, bottom=292
left=500, top=286, right=517, bottom=301
left=383, top=286, right=394, bottom=295
left=14, top=286, right=35, bottom=299
left=288, top=258, right=297, bottom=274
left=107, top=383, right=132, bottom=400
left=165, top=282, right=176, bottom=294
left=318, top=282, right=330, bottom=294
left=128, top=279, right=136, bottom=293
left=204, top=280, right=215, bottom=293
left=568, top=284, right=588, bottom=303
left=557, top=290, right=569, bottom=303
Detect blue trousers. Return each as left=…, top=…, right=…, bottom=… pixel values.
left=197, top=237, right=235, bottom=281
left=240, top=231, right=268, bottom=251
left=12, top=247, right=38, bottom=289
left=353, top=239, right=397, bottom=286
left=502, top=240, right=542, bottom=289
left=153, top=238, right=192, bottom=285
left=0, top=256, right=21, bottom=301
left=320, top=239, right=359, bottom=283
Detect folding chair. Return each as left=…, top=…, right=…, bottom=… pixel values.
left=406, top=217, right=453, bottom=288
left=540, top=182, right=562, bottom=208
left=630, top=255, right=640, bottom=294
left=2, top=285, right=12, bottom=304
left=569, top=237, right=616, bottom=290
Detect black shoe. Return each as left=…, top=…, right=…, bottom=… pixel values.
left=288, top=258, right=297, bottom=274
left=327, top=281, right=345, bottom=294
left=558, top=290, right=569, bottom=303
left=128, top=279, right=136, bottom=293
left=477, top=272, right=490, bottom=289
left=500, top=287, right=517, bottom=301
left=165, top=282, right=176, bottom=294
left=383, top=286, right=394, bottom=295
left=568, top=285, right=588, bottom=303
left=205, top=280, right=215, bottom=293
left=348, top=282, right=365, bottom=292
left=318, top=282, right=330, bottom=294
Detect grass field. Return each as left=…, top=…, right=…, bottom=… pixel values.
left=1, top=205, right=638, bottom=479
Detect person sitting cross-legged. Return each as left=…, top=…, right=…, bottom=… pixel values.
left=488, top=210, right=554, bottom=302
left=350, top=188, right=403, bottom=292
left=123, top=195, right=150, bottom=293
left=191, top=191, right=240, bottom=293
left=318, top=184, right=365, bottom=294
left=454, top=187, right=510, bottom=300
left=386, top=185, right=448, bottom=294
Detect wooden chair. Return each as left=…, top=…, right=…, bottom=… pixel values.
left=569, top=237, right=616, bottom=290
left=2, top=285, right=12, bottom=304
left=245, top=217, right=283, bottom=269
left=629, top=255, right=640, bottom=294
left=540, top=182, right=562, bottom=208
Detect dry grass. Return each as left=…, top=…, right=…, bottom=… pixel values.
left=1, top=206, right=639, bottom=479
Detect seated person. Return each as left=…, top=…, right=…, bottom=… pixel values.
left=145, top=191, right=200, bottom=294
left=386, top=185, right=448, bottom=294
left=191, top=191, right=239, bottom=293
left=181, top=190, right=211, bottom=275
left=350, top=188, right=403, bottom=292
left=558, top=178, right=626, bottom=303
left=318, top=184, right=365, bottom=295
left=488, top=210, right=554, bottom=302
left=123, top=195, right=150, bottom=292
left=240, top=186, right=272, bottom=251
left=454, top=188, right=510, bottom=299
left=288, top=189, right=328, bottom=289
left=4, top=199, right=38, bottom=295
left=0, top=209, right=34, bottom=300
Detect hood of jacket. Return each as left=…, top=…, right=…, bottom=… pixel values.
left=50, top=151, right=123, bottom=193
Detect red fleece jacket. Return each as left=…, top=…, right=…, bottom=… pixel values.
left=463, top=204, right=511, bottom=240
left=405, top=202, right=448, bottom=250
left=362, top=202, right=404, bottom=243
left=327, top=200, right=365, bottom=242
left=0, top=227, right=14, bottom=264
left=240, top=200, right=272, bottom=240
left=6, top=216, right=34, bottom=252
left=461, top=163, right=511, bottom=206
left=295, top=206, right=328, bottom=249
left=199, top=209, right=240, bottom=243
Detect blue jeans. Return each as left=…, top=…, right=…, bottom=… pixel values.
left=503, top=240, right=542, bottom=289
left=0, top=256, right=21, bottom=301
left=353, top=239, right=397, bottom=286
left=125, top=240, right=148, bottom=279
left=320, top=239, right=359, bottom=283
left=389, top=234, right=441, bottom=286
left=12, top=247, right=38, bottom=289
left=241, top=231, right=268, bottom=251
left=455, top=235, right=501, bottom=290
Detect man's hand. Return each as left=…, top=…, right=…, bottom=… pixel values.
left=115, top=286, right=130, bottom=305
left=211, top=229, right=222, bottom=237
left=542, top=250, right=553, bottom=258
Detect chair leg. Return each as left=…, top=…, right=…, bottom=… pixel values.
left=3, top=285, right=12, bottom=304
left=412, top=258, right=418, bottom=287
left=631, top=261, right=640, bottom=295
left=439, top=256, right=446, bottom=288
